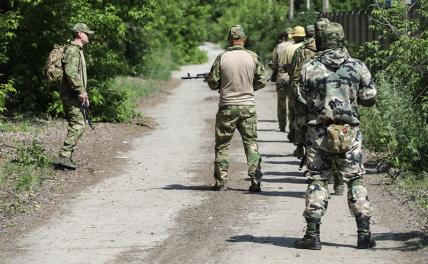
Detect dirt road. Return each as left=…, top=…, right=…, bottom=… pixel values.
left=2, top=44, right=426, bottom=263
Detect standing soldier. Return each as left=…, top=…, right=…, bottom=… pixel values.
left=291, top=20, right=346, bottom=196
left=207, top=25, right=266, bottom=192
left=289, top=24, right=317, bottom=159
left=271, top=28, right=294, bottom=132
left=294, top=22, right=377, bottom=250
left=54, top=23, right=94, bottom=170
left=280, top=26, right=306, bottom=139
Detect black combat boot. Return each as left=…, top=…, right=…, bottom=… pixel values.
left=356, top=215, right=376, bottom=249
left=294, top=218, right=321, bottom=250
left=249, top=164, right=262, bottom=192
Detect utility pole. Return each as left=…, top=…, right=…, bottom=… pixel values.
left=289, top=0, right=294, bottom=21
left=323, top=0, right=329, bottom=14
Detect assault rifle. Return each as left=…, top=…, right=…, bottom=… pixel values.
left=298, top=155, right=307, bottom=171
left=81, top=104, right=94, bottom=130
left=181, top=72, right=209, bottom=82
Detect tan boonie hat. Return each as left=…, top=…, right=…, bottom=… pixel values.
left=72, top=23, right=95, bottom=34
left=228, top=25, right=246, bottom=40
left=292, top=26, right=306, bottom=37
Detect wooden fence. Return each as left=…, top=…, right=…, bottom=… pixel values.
left=321, top=10, right=378, bottom=45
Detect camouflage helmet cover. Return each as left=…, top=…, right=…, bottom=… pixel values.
left=315, top=19, right=345, bottom=50
left=228, top=25, right=246, bottom=40
left=305, top=25, right=315, bottom=38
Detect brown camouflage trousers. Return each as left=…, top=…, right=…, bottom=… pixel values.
left=276, top=87, right=288, bottom=131
left=303, top=125, right=372, bottom=220
left=60, top=99, right=86, bottom=159
left=214, top=105, right=262, bottom=186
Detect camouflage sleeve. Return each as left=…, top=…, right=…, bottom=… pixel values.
left=357, top=62, right=377, bottom=107
left=253, top=55, right=267, bottom=91
left=207, top=54, right=221, bottom=91
left=62, top=46, right=85, bottom=93
left=298, top=63, right=310, bottom=104
left=290, top=47, right=303, bottom=89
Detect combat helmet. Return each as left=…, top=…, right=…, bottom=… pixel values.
left=315, top=19, right=345, bottom=51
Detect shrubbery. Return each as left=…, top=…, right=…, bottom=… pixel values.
left=356, top=1, right=428, bottom=174
left=0, top=0, right=210, bottom=121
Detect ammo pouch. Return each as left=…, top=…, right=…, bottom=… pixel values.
left=326, top=124, right=355, bottom=153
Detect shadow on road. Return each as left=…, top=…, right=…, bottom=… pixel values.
left=257, top=128, right=280, bottom=132
left=258, top=139, right=286, bottom=143
left=262, top=177, right=307, bottom=184
left=250, top=190, right=305, bottom=198
left=227, top=235, right=296, bottom=248
left=258, top=119, right=278, bottom=123
left=264, top=160, right=300, bottom=165
left=261, top=153, right=294, bottom=158
left=371, top=231, right=427, bottom=251
left=162, top=184, right=212, bottom=191
left=263, top=171, right=303, bottom=177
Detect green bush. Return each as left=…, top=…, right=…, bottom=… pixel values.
left=360, top=73, right=428, bottom=172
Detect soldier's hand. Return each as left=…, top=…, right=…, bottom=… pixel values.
left=79, top=92, right=89, bottom=107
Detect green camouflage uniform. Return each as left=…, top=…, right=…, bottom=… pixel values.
left=295, top=21, right=377, bottom=249
left=207, top=26, right=266, bottom=189
left=290, top=37, right=316, bottom=147
left=59, top=41, right=87, bottom=159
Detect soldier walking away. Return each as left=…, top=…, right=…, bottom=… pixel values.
left=53, top=23, right=94, bottom=170
left=271, top=28, right=293, bottom=132
left=206, top=25, right=266, bottom=192
left=294, top=21, right=377, bottom=250
left=280, top=25, right=306, bottom=141
left=289, top=24, right=317, bottom=159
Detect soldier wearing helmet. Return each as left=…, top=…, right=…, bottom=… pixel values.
left=294, top=20, right=377, bottom=250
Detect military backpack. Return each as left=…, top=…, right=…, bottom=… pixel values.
left=44, top=44, right=67, bottom=87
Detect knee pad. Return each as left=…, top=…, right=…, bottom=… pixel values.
left=348, top=183, right=372, bottom=217
left=303, top=182, right=329, bottom=219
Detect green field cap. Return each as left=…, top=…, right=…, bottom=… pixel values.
left=72, top=23, right=95, bottom=34
left=228, top=25, right=246, bottom=40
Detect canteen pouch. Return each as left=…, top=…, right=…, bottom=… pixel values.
left=326, top=124, right=354, bottom=153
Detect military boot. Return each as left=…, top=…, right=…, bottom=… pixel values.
left=294, top=218, right=321, bottom=250
left=249, top=166, right=262, bottom=192
left=53, top=156, right=78, bottom=170
left=356, top=215, right=376, bottom=249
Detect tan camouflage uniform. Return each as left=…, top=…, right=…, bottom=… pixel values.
left=272, top=32, right=294, bottom=132
left=295, top=21, right=377, bottom=250
left=207, top=25, right=266, bottom=191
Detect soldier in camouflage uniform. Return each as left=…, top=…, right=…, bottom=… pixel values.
left=207, top=25, right=266, bottom=192
left=280, top=26, right=306, bottom=140
left=294, top=22, right=377, bottom=250
left=271, top=28, right=294, bottom=132
left=289, top=24, right=317, bottom=159
left=54, top=23, right=94, bottom=170
left=290, top=21, right=346, bottom=196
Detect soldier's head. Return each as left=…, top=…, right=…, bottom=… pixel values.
left=228, top=25, right=246, bottom=46
left=72, top=23, right=94, bottom=45
left=291, top=26, right=306, bottom=43
left=305, top=25, right=315, bottom=38
left=315, top=19, right=345, bottom=51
